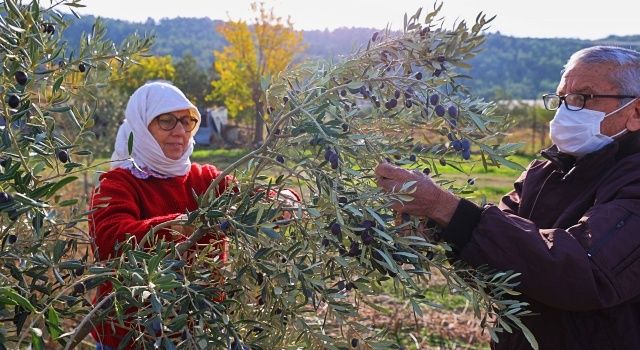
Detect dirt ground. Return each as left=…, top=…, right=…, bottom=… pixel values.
left=359, top=293, right=490, bottom=349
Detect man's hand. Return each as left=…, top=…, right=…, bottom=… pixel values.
left=375, top=162, right=460, bottom=227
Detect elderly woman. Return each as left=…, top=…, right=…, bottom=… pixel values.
left=88, top=82, right=234, bottom=349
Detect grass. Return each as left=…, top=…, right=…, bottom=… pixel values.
left=191, top=147, right=250, bottom=168
left=396, top=331, right=491, bottom=350
left=414, top=333, right=491, bottom=350
left=379, top=279, right=468, bottom=312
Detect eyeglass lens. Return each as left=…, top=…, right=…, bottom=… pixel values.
left=157, top=114, right=197, bottom=131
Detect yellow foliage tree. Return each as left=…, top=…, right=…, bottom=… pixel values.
left=210, top=2, right=306, bottom=143
left=210, top=21, right=256, bottom=120
left=112, top=55, right=176, bottom=96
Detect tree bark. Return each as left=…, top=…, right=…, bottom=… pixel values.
left=253, top=91, right=264, bottom=145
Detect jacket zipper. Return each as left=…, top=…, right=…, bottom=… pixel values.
left=525, top=170, right=558, bottom=219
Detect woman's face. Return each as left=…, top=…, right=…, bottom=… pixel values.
left=148, top=109, right=198, bottom=160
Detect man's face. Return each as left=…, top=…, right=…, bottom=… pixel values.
left=556, top=62, right=635, bottom=136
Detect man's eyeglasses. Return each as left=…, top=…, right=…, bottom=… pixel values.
left=155, top=113, right=199, bottom=132
left=542, top=93, right=638, bottom=111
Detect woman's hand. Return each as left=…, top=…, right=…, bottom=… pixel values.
left=375, top=162, right=459, bottom=227
left=277, top=189, right=301, bottom=221
left=169, top=214, right=196, bottom=238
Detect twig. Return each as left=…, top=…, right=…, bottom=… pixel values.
left=64, top=292, right=115, bottom=350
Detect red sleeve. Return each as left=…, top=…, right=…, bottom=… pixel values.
left=89, top=172, right=181, bottom=260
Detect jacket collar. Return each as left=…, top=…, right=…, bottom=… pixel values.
left=541, top=132, right=640, bottom=177
left=540, top=145, right=576, bottom=174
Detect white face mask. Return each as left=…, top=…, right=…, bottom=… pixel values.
left=549, top=98, right=638, bottom=157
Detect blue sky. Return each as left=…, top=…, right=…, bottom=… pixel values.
left=71, top=0, right=639, bottom=40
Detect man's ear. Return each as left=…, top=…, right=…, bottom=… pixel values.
left=626, top=99, right=640, bottom=132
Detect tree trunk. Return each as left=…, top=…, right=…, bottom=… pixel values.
left=531, top=111, right=537, bottom=153
left=254, top=109, right=264, bottom=145
left=253, top=91, right=264, bottom=145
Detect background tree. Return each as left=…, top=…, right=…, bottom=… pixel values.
left=89, top=55, right=177, bottom=155
left=208, top=20, right=254, bottom=122
left=173, top=53, right=213, bottom=109
left=90, top=84, right=129, bottom=154
left=495, top=102, right=554, bottom=153
left=210, top=2, right=306, bottom=144
left=111, top=55, right=176, bottom=96
left=61, top=13, right=640, bottom=102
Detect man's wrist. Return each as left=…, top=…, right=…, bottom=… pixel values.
left=427, top=187, right=460, bottom=227
left=439, top=198, right=483, bottom=250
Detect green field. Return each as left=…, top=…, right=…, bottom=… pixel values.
left=434, top=153, right=534, bottom=204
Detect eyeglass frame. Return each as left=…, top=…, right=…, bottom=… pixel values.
left=153, top=112, right=199, bottom=132
left=542, top=93, right=638, bottom=111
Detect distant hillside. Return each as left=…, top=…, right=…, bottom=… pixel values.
left=64, top=15, right=226, bottom=70
left=466, top=34, right=592, bottom=99
left=62, top=15, right=640, bottom=100
left=466, top=34, right=640, bottom=99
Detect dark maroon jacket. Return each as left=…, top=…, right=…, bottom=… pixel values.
left=441, top=133, right=640, bottom=350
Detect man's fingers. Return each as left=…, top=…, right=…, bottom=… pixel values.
left=375, top=162, right=403, bottom=179
left=375, top=162, right=418, bottom=182
left=376, top=176, right=397, bottom=192
left=376, top=163, right=428, bottom=192
left=376, top=177, right=414, bottom=212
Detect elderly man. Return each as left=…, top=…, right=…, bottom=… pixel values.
left=376, top=45, right=640, bottom=349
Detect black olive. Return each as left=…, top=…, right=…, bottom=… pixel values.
left=57, top=150, right=69, bottom=163
left=14, top=71, right=28, bottom=85
left=7, top=95, right=20, bottom=108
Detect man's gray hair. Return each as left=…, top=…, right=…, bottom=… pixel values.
left=566, top=46, right=640, bottom=104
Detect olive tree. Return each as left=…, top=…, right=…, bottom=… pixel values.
left=0, top=0, right=151, bottom=348
left=1, top=2, right=536, bottom=350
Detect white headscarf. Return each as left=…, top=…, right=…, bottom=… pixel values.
left=110, top=81, right=201, bottom=177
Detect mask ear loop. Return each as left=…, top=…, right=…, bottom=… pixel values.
left=606, top=97, right=640, bottom=139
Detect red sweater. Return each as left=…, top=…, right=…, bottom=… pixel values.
left=89, top=163, right=232, bottom=349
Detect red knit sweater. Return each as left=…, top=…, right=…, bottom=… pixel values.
left=89, top=163, right=233, bottom=349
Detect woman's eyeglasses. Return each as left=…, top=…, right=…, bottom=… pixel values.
left=155, top=113, right=199, bottom=132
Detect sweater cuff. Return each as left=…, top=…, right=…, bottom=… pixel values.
left=439, top=198, right=483, bottom=250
